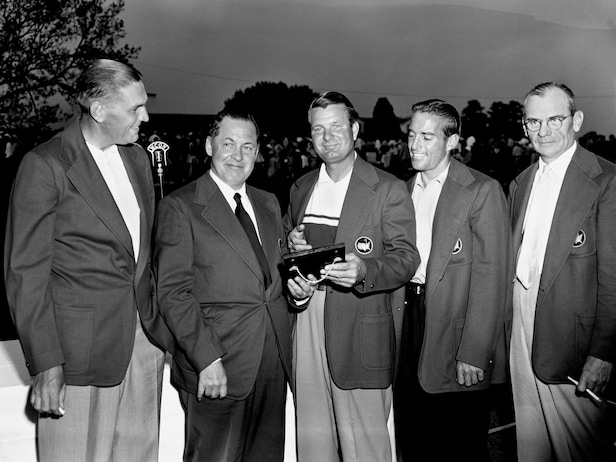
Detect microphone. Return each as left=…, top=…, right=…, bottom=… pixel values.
left=147, top=141, right=170, bottom=198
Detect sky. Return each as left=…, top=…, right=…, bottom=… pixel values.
left=122, top=0, right=616, bottom=137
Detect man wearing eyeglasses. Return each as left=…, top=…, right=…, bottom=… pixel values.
left=509, top=82, right=616, bottom=461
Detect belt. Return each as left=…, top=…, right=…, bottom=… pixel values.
left=406, top=282, right=425, bottom=295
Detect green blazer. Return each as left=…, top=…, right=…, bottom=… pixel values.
left=409, top=158, right=512, bottom=393
left=509, top=146, right=616, bottom=384
left=284, top=156, right=419, bottom=389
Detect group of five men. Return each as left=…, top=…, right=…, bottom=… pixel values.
left=4, top=58, right=615, bottom=462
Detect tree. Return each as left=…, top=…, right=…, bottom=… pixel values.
left=224, top=81, right=319, bottom=140
left=461, top=99, right=488, bottom=141
left=370, top=97, right=402, bottom=141
left=0, top=0, right=139, bottom=137
left=487, top=100, right=524, bottom=141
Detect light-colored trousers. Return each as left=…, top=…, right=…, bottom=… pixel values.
left=510, top=276, right=613, bottom=462
left=38, top=320, right=165, bottom=462
left=293, top=289, right=396, bottom=462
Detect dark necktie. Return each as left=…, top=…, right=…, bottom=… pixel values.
left=234, top=193, right=272, bottom=288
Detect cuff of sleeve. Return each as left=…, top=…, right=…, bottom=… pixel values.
left=27, top=348, right=65, bottom=377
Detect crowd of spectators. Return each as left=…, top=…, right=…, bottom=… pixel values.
left=136, top=127, right=616, bottom=209
left=2, top=127, right=615, bottom=209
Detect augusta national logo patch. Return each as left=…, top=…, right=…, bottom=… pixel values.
left=452, top=238, right=462, bottom=255
left=573, top=229, right=586, bottom=248
left=355, top=236, right=373, bottom=255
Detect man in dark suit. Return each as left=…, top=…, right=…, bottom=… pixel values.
left=4, top=59, right=172, bottom=461
left=509, top=82, right=616, bottom=461
left=285, top=91, right=418, bottom=461
left=154, top=110, right=292, bottom=461
left=393, top=99, right=511, bottom=461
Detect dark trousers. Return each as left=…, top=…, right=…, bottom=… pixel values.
left=179, top=320, right=286, bottom=462
left=394, top=284, right=491, bottom=462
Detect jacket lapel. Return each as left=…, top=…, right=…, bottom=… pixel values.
left=248, top=187, right=280, bottom=289
left=62, top=121, right=135, bottom=260
left=335, top=157, right=377, bottom=246
left=119, top=145, right=151, bottom=281
left=538, top=148, right=601, bottom=298
left=196, top=174, right=265, bottom=287
left=293, top=170, right=319, bottom=225
left=424, top=160, right=474, bottom=300
left=510, top=165, right=537, bottom=258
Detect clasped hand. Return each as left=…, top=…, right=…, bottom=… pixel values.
left=198, top=360, right=227, bottom=400
left=31, top=365, right=66, bottom=416
left=286, top=225, right=366, bottom=297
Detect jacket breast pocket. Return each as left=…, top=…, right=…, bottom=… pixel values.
left=55, top=305, right=94, bottom=374
left=360, top=313, right=392, bottom=370
left=567, top=224, right=596, bottom=259
left=447, top=224, right=473, bottom=267
left=353, top=224, right=382, bottom=257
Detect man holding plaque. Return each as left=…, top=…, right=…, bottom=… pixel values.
left=393, top=99, right=511, bottom=461
left=285, top=91, right=419, bottom=461
left=154, top=109, right=292, bottom=461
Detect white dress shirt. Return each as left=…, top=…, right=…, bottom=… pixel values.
left=88, top=143, right=141, bottom=261
left=516, top=142, right=576, bottom=287
left=209, top=170, right=263, bottom=244
left=410, top=164, right=450, bottom=284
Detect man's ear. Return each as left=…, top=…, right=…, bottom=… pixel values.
left=205, top=136, right=213, bottom=157
left=446, top=133, right=459, bottom=152
left=89, top=101, right=105, bottom=124
left=572, top=110, right=584, bottom=133
left=352, top=121, right=360, bottom=141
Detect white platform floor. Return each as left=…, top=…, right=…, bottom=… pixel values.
left=0, top=340, right=296, bottom=462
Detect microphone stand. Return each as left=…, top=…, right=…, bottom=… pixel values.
left=147, top=141, right=170, bottom=198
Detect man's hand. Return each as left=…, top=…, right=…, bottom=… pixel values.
left=197, top=361, right=227, bottom=400
left=578, top=355, right=613, bottom=396
left=456, top=361, right=485, bottom=387
left=322, top=253, right=366, bottom=288
left=288, top=224, right=312, bottom=253
left=287, top=274, right=317, bottom=301
left=31, top=365, right=66, bottom=416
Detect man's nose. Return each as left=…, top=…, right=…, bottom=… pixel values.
left=537, top=120, right=550, bottom=136
left=231, top=147, right=244, bottom=160
left=139, top=106, right=149, bottom=123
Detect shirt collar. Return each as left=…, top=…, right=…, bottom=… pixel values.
left=538, top=141, right=576, bottom=180
left=209, top=169, right=247, bottom=209
left=414, top=162, right=450, bottom=191
left=317, top=152, right=356, bottom=185
left=86, top=141, right=119, bottom=157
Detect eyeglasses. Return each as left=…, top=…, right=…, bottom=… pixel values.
left=523, top=114, right=572, bottom=132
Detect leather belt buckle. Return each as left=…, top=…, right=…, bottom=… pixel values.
left=406, top=282, right=425, bottom=295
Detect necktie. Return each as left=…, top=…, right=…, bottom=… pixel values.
left=234, top=193, right=272, bottom=288
left=516, top=165, right=554, bottom=288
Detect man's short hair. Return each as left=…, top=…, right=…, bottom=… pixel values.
left=208, top=109, right=260, bottom=141
left=411, top=99, right=461, bottom=138
left=523, top=82, right=577, bottom=114
left=309, top=91, right=359, bottom=125
left=75, top=59, right=143, bottom=113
